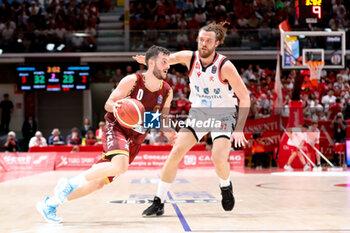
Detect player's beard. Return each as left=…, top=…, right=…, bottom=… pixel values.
left=153, top=64, right=165, bottom=80
left=198, top=46, right=215, bottom=58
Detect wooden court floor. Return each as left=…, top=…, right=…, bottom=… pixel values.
left=1, top=169, right=350, bottom=233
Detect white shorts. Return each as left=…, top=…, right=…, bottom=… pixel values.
left=184, top=108, right=236, bottom=141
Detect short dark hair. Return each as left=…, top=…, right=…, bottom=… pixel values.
left=145, top=45, right=170, bottom=66
left=302, top=123, right=309, bottom=129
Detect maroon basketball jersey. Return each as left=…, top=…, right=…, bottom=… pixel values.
left=128, top=73, right=171, bottom=112
left=104, top=73, right=171, bottom=144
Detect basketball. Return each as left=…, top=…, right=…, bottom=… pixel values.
left=114, top=98, right=145, bottom=128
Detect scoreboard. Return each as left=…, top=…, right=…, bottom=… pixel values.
left=296, top=0, right=323, bottom=24
left=17, top=65, right=90, bottom=91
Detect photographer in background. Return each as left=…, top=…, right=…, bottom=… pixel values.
left=331, top=112, right=347, bottom=166
left=251, top=131, right=267, bottom=169
left=4, top=131, right=18, bottom=152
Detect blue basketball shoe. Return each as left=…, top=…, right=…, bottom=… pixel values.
left=36, top=196, right=62, bottom=223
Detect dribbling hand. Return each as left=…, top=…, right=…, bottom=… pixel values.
left=113, top=100, right=124, bottom=112
left=230, top=131, right=248, bottom=148
left=132, top=55, right=146, bottom=65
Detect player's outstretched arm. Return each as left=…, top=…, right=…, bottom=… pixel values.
left=104, top=75, right=137, bottom=113
left=133, top=50, right=193, bottom=67
left=221, top=61, right=250, bottom=148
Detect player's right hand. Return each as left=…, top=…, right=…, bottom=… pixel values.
left=132, top=55, right=146, bottom=65
left=113, top=100, right=124, bottom=112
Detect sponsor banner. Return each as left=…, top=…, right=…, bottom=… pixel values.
left=129, top=150, right=244, bottom=169
left=244, top=116, right=281, bottom=154
left=0, top=152, right=56, bottom=171
left=245, top=115, right=280, bottom=134
left=54, top=152, right=101, bottom=170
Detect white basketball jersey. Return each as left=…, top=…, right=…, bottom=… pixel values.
left=188, top=51, right=237, bottom=111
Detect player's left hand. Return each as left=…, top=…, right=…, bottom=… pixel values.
left=132, top=55, right=146, bottom=65
left=230, top=131, right=248, bottom=148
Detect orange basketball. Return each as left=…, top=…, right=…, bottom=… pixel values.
left=114, top=98, right=145, bottom=128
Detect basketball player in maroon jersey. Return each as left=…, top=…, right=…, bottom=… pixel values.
left=36, top=45, right=174, bottom=223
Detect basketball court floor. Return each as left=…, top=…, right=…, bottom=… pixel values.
left=1, top=168, right=350, bottom=233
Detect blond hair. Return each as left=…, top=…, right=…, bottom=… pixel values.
left=199, top=21, right=230, bottom=44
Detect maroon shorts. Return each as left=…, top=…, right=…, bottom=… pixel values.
left=98, top=121, right=143, bottom=183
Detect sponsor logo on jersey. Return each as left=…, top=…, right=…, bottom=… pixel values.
left=214, top=88, right=221, bottom=94
left=143, top=111, right=161, bottom=129
left=197, top=71, right=201, bottom=77
left=203, top=88, right=209, bottom=94
left=212, top=65, right=217, bottom=74
left=209, top=76, right=214, bottom=82
left=195, top=62, right=200, bottom=70
left=195, top=85, right=200, bottom=92
left=157, top=95, right=163, bottom=104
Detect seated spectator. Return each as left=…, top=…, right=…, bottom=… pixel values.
left=29, top=131, right=47, bottom=148
left=66, top=127, right=81, bottom=145
left=81, top=118, right=93, bottom=138
left=154, top=131, right=170, bottom=145
left=95, top=121, right=105, bottom=143
left=81, top=130, right=97, bottom=146
left=321, top=89, right=336, bottom=111
left=4, top=131, right=18, bottom=152
left=48, top=128, right=65, bottom=145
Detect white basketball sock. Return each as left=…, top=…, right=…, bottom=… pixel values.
left=156, top=180, right=171, bottom=203
left=219, top=177, right=231, bottom=187
left=69, top=173, right=88, bottom=188
left=46, top=196, right=61, bottom=207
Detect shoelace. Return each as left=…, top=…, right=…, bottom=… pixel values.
left=46, top=205, right=57, bottom=218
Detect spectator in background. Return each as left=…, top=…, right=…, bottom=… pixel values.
left=0, top=93, right=14, bottom=133
left=343, top=96, right=350, bottom=119
left=95, top=121, right=105, bottom=143
left=67, top=127, right=81, bottom=145
left=321, top=89, right=336, bottom=111
left=48, top=128, right=65, bottom=145
left=22, top=115, right=37, bottom=151
left=81, top=130, right=97, bottom=146
left=332, top=112, right=347, bottom=143
left=136, top=64, right=146, bottom=73
left=29, top=131, right=47, bottom=148
left=328, top=97, right=343, bottom=120
left=251, top=131, right=267, bottom=169
left=80, top=118, right=93, bottom=138
left=154, top=131, right=170, bottom=145
left=4, top=131, right=18, bottom=152
left=257, top=93, right=270, bottom=110
left=176, top=93, right=190, bottom=113
left=126, top=65, right=133, bottom=75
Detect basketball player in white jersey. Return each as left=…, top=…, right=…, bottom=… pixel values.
left=307, top=121, right=321, bottom=169
left=134, top=22, right=250, bottom=216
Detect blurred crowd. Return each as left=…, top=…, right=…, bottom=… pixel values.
left=0, top=0, right=112, bottom=52
left=3, top=116, right=106, bottom=152
left=129, top=0, right=349, bottom=51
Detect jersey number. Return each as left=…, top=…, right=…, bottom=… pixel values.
left=136, top=89, right=144, bottom=100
